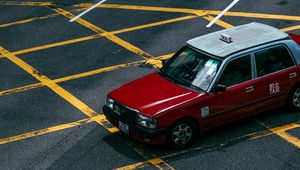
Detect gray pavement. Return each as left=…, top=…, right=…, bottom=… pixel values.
left=0, top=0, right=299, bottom=169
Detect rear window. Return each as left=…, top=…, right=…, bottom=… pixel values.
left=255, top=46, right=295, bottom=77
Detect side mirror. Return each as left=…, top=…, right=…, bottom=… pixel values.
left=214, top=84, right=227, bottom=92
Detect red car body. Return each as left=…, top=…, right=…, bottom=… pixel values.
left=103, top=23, right=300, bottom=147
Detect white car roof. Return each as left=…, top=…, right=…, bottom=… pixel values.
left=187, top=22, right=289, bottom=58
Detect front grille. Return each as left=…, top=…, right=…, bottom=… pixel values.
left=113, top=102, right=137, bottom=123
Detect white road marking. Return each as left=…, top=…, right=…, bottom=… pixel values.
left=69, top=0, right=106, bottom=22
left=206, top=0, right=239, bottom=28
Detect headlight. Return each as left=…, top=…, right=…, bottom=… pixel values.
left=106, top=97, right=114, bottom=109
left=137, top=114, right=157, bottom=129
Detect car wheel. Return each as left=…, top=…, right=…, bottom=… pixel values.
left=288, top=85, right=300, bottom=111
left=168, top=119, right=197, bottom=149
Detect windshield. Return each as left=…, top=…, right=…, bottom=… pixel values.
left=161, top=46, right=222, bottom=91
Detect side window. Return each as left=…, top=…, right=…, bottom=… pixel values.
left=218, top=55, right=252, bottom=87
left=255, top=46, right=295, bottom=77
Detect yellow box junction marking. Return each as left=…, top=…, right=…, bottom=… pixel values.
left=202, top=15, right=233, bottom=29
left=0, top=15, right=196, bottom=59
left=0, top=1, right=53, bottom=6
left=0, top=53, right=173, bottom=97
left=281, top=25, right=300, bottom=32
left=50, top=7, right=153, bottom=59
left=0, top=47, right=171, bottom=169
left=0, top=8, right=87, bottom=28
left=0, top=47, right=117, bottom=133
left=2, top=2, right=300, bottom=24
left=256, top=120, right=300, bottom=149
left=0, top=115, right=99, bottom=145
left=115, top=122, right=300, bottom=170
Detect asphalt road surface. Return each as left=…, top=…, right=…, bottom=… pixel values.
left=0, top=0, right=300, bottom=169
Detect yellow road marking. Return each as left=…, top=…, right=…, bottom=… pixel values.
left=50, top=7, right=153, bottom=59
left=0, top=13, right=60, bottom=28
left=0, top=15, right=195, bottom=59
left=0, top=115, right=99, bottom=145
left=281, top=25, right=300, bottom=32
left=3, top=2, right=300, bottom=23
left=0, top=53, right=173, bottom=97
left=256, top=120, right=300, bottom=149
left=202, top=15, right=233, bottom=29
left=0, top=8, right=87, bottom=28
left=212, top=11, right=300, bottom=21
left=0, top=46, right=170, bottom=168
left=0, top=1, right=53, bottom=6
left=116, top=122, right=300, bottom=170
left=269, top=123, right=300, bottom=149
left=275, top=131, right=300, bottom=149
left=125, top=142, right=174, bottom=170
left=0, top=46, right=117, bottom=133
left=76, top=3, right=300, bottom=22
left=76, top=3, right=205, bottom=14
left=76, top=3, right=233, bottom=29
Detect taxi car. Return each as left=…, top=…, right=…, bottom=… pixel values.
left=103, top=22, right=300, bottom=148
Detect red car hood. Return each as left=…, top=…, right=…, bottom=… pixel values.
left=109, top=73, right=203, bottom=117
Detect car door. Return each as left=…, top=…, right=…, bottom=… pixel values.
left=253, top=45, right=297, bottom=113
left=203, top=54, right=256, bottom=129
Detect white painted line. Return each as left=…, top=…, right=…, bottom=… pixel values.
left=69, top=0, right=106, bottom=22
left=206, top=0, right=239, bottom=28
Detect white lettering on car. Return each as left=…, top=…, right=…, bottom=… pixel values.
left=269, top=82, right=280, bottom=95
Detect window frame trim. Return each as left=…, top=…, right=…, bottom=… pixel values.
left=253, top=44, right=297, bottom=79
left=214, top=54, right=254, bottom=89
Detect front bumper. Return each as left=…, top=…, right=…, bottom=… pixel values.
left=103, top=105, right=168, bottom=144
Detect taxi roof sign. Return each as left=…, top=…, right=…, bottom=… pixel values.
left=220, top=34, right=232, bottom=43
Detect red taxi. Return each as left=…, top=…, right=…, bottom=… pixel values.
left=103, top=23, right=300, bottom=148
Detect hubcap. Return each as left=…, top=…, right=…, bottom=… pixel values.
left=293, top=88, right=300, bottom=108
left=172, top=123, right=192, bottom=145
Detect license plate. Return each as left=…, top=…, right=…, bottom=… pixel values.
left=119, top=121, right=129, bottom=134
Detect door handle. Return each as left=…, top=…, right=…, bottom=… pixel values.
left=289, top=72, right=297, bottom=79
left=245, top=86, right=254, bottom=93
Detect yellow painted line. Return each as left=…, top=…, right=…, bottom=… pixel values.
left=76, top=3, right=205, bottom=14
left=50, top=7, right=153, bottom=59
left=125, top=142, right=174, bottom=170
left=207, top=11, right=300, bottom=21
left=0, top=13, right=60, bottom=28
left=269, top=123, right=300, bottom=132
left=269, top=123, right=300, bottom=149
left=0, top=115, right=98, bottom=145
left=256, top=120, right=300, bottom=149
left=0, top=46, right=169, bottom=168
left=76, top=3, right=300, bottom=21
left=0, top=15, right=195, bottom=59
left=0, top=1, right=53, bottom=6
left=6, top=50, right=169, bottom=98
left=0, top=53, right=173, bottom=97
left=275, top=131, right=300, bottom=149
left=202, top=15, right=233, bottom=29
left=281, top=25, right=300, bottom=32
left=0, top=82, right=43, bottom=96
left=0, top=46, right=117, bottom=133
left=116, top=122, right=300, bottom=169
left=0, top=8, right=87, bottom=28
left=110, top=15, right=198, bottom=34
left=8, top=34, right=104, bottom=58
left=114, top=161, right=146, bottom=170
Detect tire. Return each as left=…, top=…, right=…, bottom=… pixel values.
left=288, top=85, right=300, bottom=111
left=167, top=119, right=198, bottom=149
